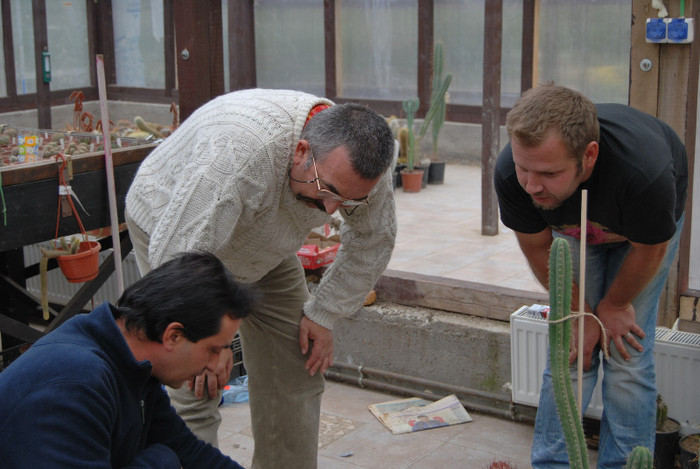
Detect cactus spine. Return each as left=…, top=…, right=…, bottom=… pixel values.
left=625, top=446, right=653, bottom=468
left=401, top=98, right=420, bottom=172
left=548, top=237, right=589, bottom=468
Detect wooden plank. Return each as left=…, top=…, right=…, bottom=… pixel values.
left=0, top=144, right=156, bottom=187
left=520, top=0, right=535, bottom=93
left=324, top=0, right=337, bottom=98
left=174, top=0, right=217, bottom=121
left=228, top=0, right=256, bottom=92
left=0, top=161, right=142, bottom=251
left=32, top=0, right=50, bottom=128
left=417, top=0, right=433, bottom=119
left=629, top=0, right=660, bottom=114
left=2, top=0, right=17, bottom=100
left=375, top=269, right=547, bottom=323
left=481, top=0, right=502, bottom=236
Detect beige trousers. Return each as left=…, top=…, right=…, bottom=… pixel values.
left=126, top=213, right=325, bottom=468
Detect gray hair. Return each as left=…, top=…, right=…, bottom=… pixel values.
left=301, top=103, right=394, bottom=180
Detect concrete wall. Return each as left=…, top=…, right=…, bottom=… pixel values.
left=333, top=301, right=512, bottom=396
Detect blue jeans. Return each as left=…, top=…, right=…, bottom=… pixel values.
left=531, top=216, right=684, bottom=468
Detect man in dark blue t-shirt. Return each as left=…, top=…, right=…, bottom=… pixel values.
left=495, top=84, right=687, bottom=468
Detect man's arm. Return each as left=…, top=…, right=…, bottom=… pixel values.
left=595, top=240, right=668, bottom=360
left=301, top=170, right=397, bottom=376
left=515, top=228, right=600, bottom=369
left=514, top=228, right=554, bottom=290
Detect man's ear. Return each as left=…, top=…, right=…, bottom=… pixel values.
left=161, top=322, right=185, bottom=351
left=583, top=141, right=599, bottom=170
left=293, top=139, right=309, bottom=165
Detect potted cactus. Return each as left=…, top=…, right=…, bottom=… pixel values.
left=679, top=433, right=700, bottom=469
left=399, top=97, right=423, bottom=192
left=548, top=237, right=589, bottom=469
left=418, top=41, right=452, bottom=185
left=655, top=394, right=681, bottom=469
left=626, top=446, right=654, bottom=468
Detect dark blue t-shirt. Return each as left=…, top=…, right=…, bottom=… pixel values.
left=495, top=104, right=688, bottom=245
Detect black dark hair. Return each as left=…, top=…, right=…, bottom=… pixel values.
left=114, top=251, right=253, bottom=343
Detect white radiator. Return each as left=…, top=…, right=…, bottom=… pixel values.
left=23, top=242, right=142, bottom=308
left=511, top=305, right=700, bottom=432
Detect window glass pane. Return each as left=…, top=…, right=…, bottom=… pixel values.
left=537, top=0, right=630, bottom=103
left=113, top=0, right=165, bottom=88
left=435, top=0, right=522, bottom=107
left=338, top=0, right=417, bottom=100
left=0, top=15, right=5, bottom=97
left=435, top=0, right=482, bottom=106
left=254, top=0, right=324, bottom=96
left=11, top=0, right=35, bottom=95
left=46, top=1, right=90, bottom=90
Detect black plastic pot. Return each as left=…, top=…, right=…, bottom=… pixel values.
left=427, top=160, right=446, bottom=184
left=394, top=164, right=406, bottom=188
left=655, top=418, right=681, bottom=469
left=680, top=434, right=700, bottom=469
left=414, top=164, right=429, bottom=188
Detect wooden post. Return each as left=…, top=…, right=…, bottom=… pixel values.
left=174, top=0, right=225, bottom=122
left=481, top=0, right=503, bottom=236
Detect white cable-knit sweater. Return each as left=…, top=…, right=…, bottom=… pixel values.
left=125, top=89, right=397, bottom=329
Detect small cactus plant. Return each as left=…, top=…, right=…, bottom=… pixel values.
left=625, top=446, right=653, bottom=468
left=401, top=98, right=420, bottom=172
left=418, top=41, right=452, bottom=160
left=656, top=394, right=668, bottom=430
left=548, top=237, right=589, bottom=468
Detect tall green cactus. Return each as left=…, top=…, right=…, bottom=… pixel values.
left=548, top=237, right=589, bottom=468
left=625, top=446, right=653, bottom=468
left=418, top=41, right=452, bottom=159
left=402, top=98, right=420, bottom=172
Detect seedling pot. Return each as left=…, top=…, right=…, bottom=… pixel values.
left=57, top=241, right=101, bottom=283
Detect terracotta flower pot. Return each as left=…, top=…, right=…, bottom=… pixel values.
left=400, top=169, right=424, bottom=193
left=57, top=240, right=101, bottom=283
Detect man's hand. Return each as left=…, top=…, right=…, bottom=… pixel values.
left=299, top=316, right=334, bottom=376
left=569, top=314, right=601, bottom=370
left=187, top=347, right=233, bottom=399
left=596, top=298, right=645, bottom=361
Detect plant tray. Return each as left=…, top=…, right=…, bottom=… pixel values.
left=297, top=232, right=340, bottom=270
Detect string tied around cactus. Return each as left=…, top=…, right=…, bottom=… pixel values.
left=548, top=311, right=610, bottom=360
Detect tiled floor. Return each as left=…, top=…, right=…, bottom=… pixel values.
left=215, top=164, right=599, bottom=468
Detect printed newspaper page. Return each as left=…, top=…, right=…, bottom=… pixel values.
left=369, top=394, right=473, bottom=434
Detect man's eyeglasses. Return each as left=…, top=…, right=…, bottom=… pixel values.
left=292, top=150, right=370, bottom=208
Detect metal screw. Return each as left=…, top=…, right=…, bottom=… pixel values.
left=640, top=59, right=652, bottom=72
left=180, top=49, right=190, bottom=61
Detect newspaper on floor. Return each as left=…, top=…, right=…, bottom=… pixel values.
left=368, top=394, right=473, bottom=435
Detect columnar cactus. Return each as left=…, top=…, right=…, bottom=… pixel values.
left=401, top=98, right=420, bottom=172
left=418, top=41, right=453, bottom=158
left=625, top=446, right=653, bottom=468
left=548, top=237, right=589, bottom=468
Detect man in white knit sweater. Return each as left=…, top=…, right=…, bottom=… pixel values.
left=125, top=88, right=397, bottom=468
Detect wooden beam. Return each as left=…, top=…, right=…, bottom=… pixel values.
left=520, top=0, right=535, bottom=93
left=174, top=0, right=224, bottom=121
left=324, top=0, right=338, bottom=98
left=32, top=0, right=50, bottom=128
left=375, top=270, right=547, bottom=323
left=228, top=0, right=256, bottom=92
left=417, top=0, right=433, bottom=119
left=481, top=0, right=502, bottom=236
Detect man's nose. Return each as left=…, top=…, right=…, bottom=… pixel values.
left=524, top=174, right=543, bottom=194
left=323, top=199, right=343, bottom=214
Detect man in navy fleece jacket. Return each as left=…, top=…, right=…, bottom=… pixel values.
left=0, top=251, right=252, bottom=468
